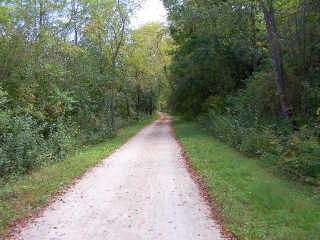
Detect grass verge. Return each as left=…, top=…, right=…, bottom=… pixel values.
left=172, top=118, right=320, bottom=240
left=0, top=116, right=156, bottom=238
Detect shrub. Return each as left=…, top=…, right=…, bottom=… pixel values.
left=0, top=112, right=79, bottom=180
left=0, top=112, right=47, bottom=177
left=206, top=111, right=320, bottom=182
left=47, top=118, right=79, bottom=159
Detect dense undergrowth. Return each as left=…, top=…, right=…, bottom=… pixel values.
left=0, top=116, right=155, bottom=238
left=0, top=1, right=171, bottom=181
left=201, top=111, right=320, bottom=184
left=173, top=119, right=320, bottom=240
left=0, top=107, right=150, bottom=183
left=195, top=80, right=320, bottom=183
left=163, top=0, right=320, bottom=182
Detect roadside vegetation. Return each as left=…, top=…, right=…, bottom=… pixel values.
left=0, top=1, right=170, bottom=234
left=173, top=119, right=320, bottom=240
left=0, top=117, right=155, bottom=238
left=164, top=1, right=320, bottom=237
left=163, top=0, right=320, bottom=183
left=1, top=0, right=320, bottom=238
left=0, top=1, right=172, bottom=182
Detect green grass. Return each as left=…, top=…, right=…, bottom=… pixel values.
left=0, top=116, right=156, bottom=238
left=172, top=119, right=320, bottom=240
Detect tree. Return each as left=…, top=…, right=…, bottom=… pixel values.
left=257, top=0, right=293, bottom=123
left=110, top=0, right=130, bottom=129
left=125, top=23, right=172, bottom=116
left=0, top=0, right=167, bottom=179
left=163, top=0, right=320, bottom=123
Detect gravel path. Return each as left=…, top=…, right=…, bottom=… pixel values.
left=14, top=114, right=223, bottom=240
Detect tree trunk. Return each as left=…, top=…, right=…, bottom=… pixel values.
left=257, top=0, right=295, bottom=125
left=111, top=61, right=116, bottom=129
left=250, top=2, right=257, bottom=72
left=302, top=0, right=306, bottom=75
left=38, top=0, right=45, bottom=42
left=318, top=6, right=320, bottom=74
left=122, top=79, right=131, bottom=118
left=126, top=95, right=130, bottom=118
left=72, top=0, right=78, bottom=45
left=318, top=40, right=320, bottom=73
left=150, top=88, right=154, bottom=115
left=137, top=86, right=140, bottom=119
left=111, top=22, right=126, bottom=129
left=39, top=1, right=44, bottom=27
left=75, top=27, right=78, bottom=45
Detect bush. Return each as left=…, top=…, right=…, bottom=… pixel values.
left=47, top=118, right=79, bottom=159
left=0, top=112, right=47, bottom=177
left=0, top=107, right=152, bottom=181
left=206, top=111, right=320, bottom=183
left=0, top=112, right=79, bottom=180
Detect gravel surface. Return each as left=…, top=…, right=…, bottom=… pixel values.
left=14, top=114, right=223, bottom=240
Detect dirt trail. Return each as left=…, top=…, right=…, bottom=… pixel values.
left=14, top=114, right=223, bottom=240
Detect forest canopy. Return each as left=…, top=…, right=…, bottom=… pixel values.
left=0, top=0, right=171, bottom=180
left=163, top=0, right=320, bottom=181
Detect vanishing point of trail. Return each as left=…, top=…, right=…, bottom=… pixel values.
left=14, top=114, right=223, bottom=240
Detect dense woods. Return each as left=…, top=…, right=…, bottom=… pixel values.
left=1, top=0, right=320, bottom=183
left=0, top=0, right=171, bottom=180
left=1, top=1, right=319, bottom=239
left=163, top=0, right=320, bottom=182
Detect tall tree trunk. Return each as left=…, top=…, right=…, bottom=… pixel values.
left=126, top=95, right=131, bottom=118
left=75, top=27, right=78, bottom=45
left=295, top=1, right=300, bottom=70
left=38, top=0, right=45, bottom=42
left=257, top=0, right=295, bottom=125
left=318, top=40, right=320, bottom=76
left=302, top=0, right=306, bottom=74
left=137, top=85, right=141, bottom=119
left=39, top=0, right=44, bottom=28
left=150, top=88, right=154, bottom=115
left=317, top=6, right=320, bottom=74
left=122, top=78, right=131, bottom=118
left=111, top=22, right=126, bottom=130
left=250, top=2, right=257, bottom=72
left=111, top=61, right=116, bottom=129
left=72, top=0, right=78, bottom=45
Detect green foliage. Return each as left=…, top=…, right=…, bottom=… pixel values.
left=0, top=117, right=155, bottom=238
left=46, top=119, right=79, bottom=159
left=198, top=69, right=320, bottom=181
left=0, top=5, right=10, bottom=25
left=173, top=119, right=320, bottom=240
left=164, top=0, right=320, bottom=183
left=206, top=110, right=320, bottom=182
left=0, top=87, right=9, bottom=109
left=0, top=112, right=46, bottom=177
left=0, top=111, right=80, bottom=179
left=0, top=0, right=170, bottom=181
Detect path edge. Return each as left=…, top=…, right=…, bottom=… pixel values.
left=8, top=115, right=159, bottom=239
left=168, top=115, right=239, bottom=240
